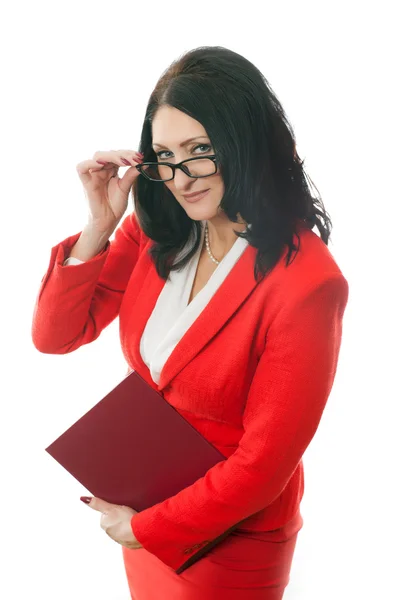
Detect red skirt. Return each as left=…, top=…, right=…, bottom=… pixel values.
left=122, top=510, right=302, bottom=600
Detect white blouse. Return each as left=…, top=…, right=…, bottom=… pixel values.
left=64, top=220, right=249, bottom=385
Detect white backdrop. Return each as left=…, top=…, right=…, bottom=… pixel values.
left=1, top=1, right=399, bottom=598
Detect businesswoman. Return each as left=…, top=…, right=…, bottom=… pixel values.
left=32, top=46, right=349, bottom=599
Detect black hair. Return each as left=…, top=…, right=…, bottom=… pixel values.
left=132, top=45, right=332, bottom=283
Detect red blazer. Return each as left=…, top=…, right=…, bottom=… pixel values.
left=32, top=211, right=349, bottom=573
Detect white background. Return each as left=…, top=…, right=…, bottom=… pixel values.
left=1, top=1, right=399, bottom=598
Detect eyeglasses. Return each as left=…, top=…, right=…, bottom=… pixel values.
left=135, top=155, right=217, bottom=182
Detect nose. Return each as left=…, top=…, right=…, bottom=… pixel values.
left=173, top=166, right=196, bottom=190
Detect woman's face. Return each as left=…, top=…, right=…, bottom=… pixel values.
left=151, top=105, right=225, bottom=221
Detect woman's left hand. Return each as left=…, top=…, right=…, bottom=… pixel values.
left=80, top=496, right=143, bottom=549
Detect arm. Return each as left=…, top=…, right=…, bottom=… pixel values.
left=129, top=273, right=349, bottom=572
left=31, top=211, right=142, bottom=354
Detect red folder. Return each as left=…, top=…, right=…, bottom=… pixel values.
left=45, top=369, right=238, bottom=573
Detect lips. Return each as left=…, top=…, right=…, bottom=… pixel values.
left=183, top=189, right=210, bottom=201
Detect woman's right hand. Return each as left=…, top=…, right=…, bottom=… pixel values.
left=76, top=149, right=144, bottom=234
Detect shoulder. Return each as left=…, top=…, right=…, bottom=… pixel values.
left=264, top=223, right=349, bottom=308
left=296, top=224, right=346, bottom=277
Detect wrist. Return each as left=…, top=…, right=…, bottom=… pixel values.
left=68, top=226, right=112, bottom=262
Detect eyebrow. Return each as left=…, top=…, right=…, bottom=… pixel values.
left=152, top=136, right=209, bottom=149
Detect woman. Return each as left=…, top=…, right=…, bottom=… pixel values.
left=32, top=46, right=349, bottom=599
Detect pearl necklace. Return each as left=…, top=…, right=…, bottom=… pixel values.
left=204, top=221, right=221, bottom=265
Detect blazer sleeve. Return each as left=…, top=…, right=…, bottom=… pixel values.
left=129, top=272, right=349, bottom=573
left=31, top=211, right=142, bottom=354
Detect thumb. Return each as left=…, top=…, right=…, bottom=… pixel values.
left=119, top=164, right=141, bottom=195
left=80, top=496, right=116, bottom=513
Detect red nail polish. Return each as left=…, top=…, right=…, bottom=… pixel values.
left=80, top=496, right=92, bottom=504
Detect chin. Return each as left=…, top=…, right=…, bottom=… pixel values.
left=184, top=208, right=221, bottom=222
left=181, top=195, right=221, bottom=215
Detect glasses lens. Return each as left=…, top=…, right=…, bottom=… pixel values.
left=183, top=157, right=216, bottom=177
left=141, top=157, right=216, bottom=181
left=141, top=163, right=173, bottom=181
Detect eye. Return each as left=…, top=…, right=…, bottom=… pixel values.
left=156, top=143, right=212, bottom=161
left=156, top=150, right=172, bottom=160
left=193, top=144, right=212, bottom=153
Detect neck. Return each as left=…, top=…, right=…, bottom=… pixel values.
left=203, top=216, right=247, bottom=261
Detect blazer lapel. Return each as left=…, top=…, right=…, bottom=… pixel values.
left=129, top=240, right=260, bottom=393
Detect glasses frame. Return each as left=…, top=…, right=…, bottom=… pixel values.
left=135, top=155, right=217, bottom=182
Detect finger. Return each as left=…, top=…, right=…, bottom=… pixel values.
left=82, top=496, right=117, bottom=513
left=120, top=155, right=143, bottom=167
left=93, top=150, right=143, bottom=167
left=76, top=159, right=115, bottom=183
left=76, top=152, right=143, bottom=184
left=116, top=149, right=144, bottom=161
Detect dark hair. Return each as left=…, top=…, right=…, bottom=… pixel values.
left=133, top=45, right=332, bottom=283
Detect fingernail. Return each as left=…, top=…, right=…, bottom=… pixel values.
left=80, top=496, right=92, bottom=504
left=121, top=158, right=131, bottom=165
left=136, top=152, right=144, bottom=157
